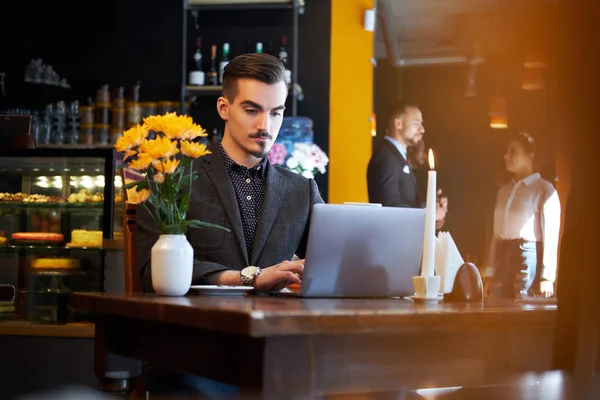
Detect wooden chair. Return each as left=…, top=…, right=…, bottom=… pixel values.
left=123, top=202, right=140, bottom=294
left=121, top=170, right=146, bottom=399
left=122, top=167, right=145, bottom=294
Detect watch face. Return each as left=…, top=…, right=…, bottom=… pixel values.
left=242, top=266, right=260, bottom=277
left=241, top=266, right=260, bottom=286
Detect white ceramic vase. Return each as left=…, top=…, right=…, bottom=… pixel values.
left=151, top=234, right=193, bottom=296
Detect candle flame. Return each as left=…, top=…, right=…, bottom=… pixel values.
left=428, top=149, right=435, bottom=170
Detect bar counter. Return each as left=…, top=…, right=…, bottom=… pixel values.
left=71, top=293, right=557, bottom=399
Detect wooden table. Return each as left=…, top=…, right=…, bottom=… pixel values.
left=70, top=293, right=557, bottom=399
left=402, top=371, right=600, bottom=400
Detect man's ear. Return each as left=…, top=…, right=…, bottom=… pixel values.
left=394, top=116, right=403, bottom=130
left=216, top=96, right=229, bottom=121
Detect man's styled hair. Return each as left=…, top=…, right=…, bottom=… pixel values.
left=222, top=53, right=287, bottom=100
left=386, top=101, right=419, bottom=127
left=387, top=101, right=419, bottom=123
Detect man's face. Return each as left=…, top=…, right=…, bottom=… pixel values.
left=396, top=107, right=424, bottom=147
left=218, top=78, right=288, bottom=159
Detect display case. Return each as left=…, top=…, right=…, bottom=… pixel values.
left=0, top=148, right=122, bottom=323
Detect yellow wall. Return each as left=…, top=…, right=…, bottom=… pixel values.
left=328, top=0, right=374, bottom=204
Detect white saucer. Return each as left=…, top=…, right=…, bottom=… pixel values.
left=405, top=294, right=444, bottom=304
left=190, top=285, right=253, bottom=296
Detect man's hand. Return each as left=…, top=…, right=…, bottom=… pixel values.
left=253, top=259, right=305, bottom=292
left=436, top=189, right=448, bottom=222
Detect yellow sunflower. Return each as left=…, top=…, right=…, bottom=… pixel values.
left=139, top=135, right=179, bottom=160
left=180, top=140, right=211, bottom=159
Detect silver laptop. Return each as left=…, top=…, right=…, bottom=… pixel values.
left=295, top=203, right=425, bottom=298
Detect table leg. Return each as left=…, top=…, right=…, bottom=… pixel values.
left=240, top=336, right=315, bottom=400
left=94, top=316, right=108, bottom=383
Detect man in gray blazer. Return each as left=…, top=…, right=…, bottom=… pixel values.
left=135, top=52, right=324, bottom=398
left=136, top=52, right=323, bottom=295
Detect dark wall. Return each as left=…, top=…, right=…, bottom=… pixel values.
left=374, top=59, right=556, bottom=264
left=0, top=0, right=331, bottom=199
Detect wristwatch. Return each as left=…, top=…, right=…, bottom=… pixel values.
left=240, top=266, right=262, bottom=287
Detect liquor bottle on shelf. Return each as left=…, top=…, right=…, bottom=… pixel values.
left=256, top=42, right=263, bottom=54
left=279, top=36, right=292, bottom=85
left=189, top=37, right=205, bottom=86
left=207, top=45, right=218, bottom=86
left=219, top=42, right=230, bottom=85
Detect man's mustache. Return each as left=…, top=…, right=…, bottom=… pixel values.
left=249, top=131, right=272, bottom=139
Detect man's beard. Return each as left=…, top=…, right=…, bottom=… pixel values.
left=407, top=136, right=422, bottom=148
left=248, top=131, right=272, bottom=158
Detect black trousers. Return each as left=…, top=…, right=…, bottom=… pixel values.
left=492, top=239, right=543, bottom=299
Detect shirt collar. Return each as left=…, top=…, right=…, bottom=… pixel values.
left=516, top=172, right=541, bottom=187
left=384, top=136, right=407, bottom=160
left=217, top=140, right=268, bottom=178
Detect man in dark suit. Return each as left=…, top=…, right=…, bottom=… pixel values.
left=135, top=53, right=324, bottom=397
left=367, top=102, right=447, bottom=225
left=137, top=53, right=323, bottom=294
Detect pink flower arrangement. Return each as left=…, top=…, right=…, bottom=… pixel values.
left=285, top=143, right=329, bottom=179
left=267, top=142, right=288, bottom=165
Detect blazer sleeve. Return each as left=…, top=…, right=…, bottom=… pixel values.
left=294, top=178, right=325, bottom=259
left=137, top=202, right=234, bottom=292
left=367, top=153, right=414, bottom=207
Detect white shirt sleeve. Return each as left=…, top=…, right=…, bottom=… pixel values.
left=541, top=190, right=561, bottom=282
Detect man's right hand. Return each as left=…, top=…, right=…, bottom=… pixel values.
left=254, top=259, right=304, bottom=292
left=436, top=189, right=448, bottom=222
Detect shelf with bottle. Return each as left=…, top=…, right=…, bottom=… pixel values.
left=185, top=82, right=304, bottom=100
left=186, top=37, right=300, bottom=97
left=188, top=0, right=302, bottom=11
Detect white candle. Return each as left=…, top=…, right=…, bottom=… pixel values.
left=421, top=149, right=436, bottom=277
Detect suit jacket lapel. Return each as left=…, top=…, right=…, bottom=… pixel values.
left=250, top=164, right=287, bottom=265
left=200, top=147, right=249, bottom=265
left=382, top=139, right=406, bottom=164
left=383, top=139, right=420, bottom=197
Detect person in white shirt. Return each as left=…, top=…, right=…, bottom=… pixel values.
left=483, top=131, right=561, bottom=298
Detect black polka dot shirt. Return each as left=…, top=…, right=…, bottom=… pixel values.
left=218, top=141, right=268, bottom=260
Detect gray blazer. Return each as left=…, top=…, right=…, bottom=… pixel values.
left=136, top=143, right=324, bottom=292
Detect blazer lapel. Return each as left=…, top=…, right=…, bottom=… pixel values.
left=200, top=148, right=249, bottom=265
left=250, top=164, right=287, bottom=265
left=383, top=139, right=421, bottom=201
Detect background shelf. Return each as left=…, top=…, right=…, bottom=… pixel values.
left=188, top=0, right=296, bottom=11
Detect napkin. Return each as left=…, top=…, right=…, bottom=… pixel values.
left=435, top=231, right=464, bottom=293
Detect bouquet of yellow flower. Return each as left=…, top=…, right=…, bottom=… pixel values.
left=115, top=112, right=229, bottom=235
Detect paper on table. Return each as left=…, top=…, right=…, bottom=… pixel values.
left=435, top=232, right=465, bottom=293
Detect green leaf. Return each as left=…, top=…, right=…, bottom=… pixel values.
left=123, top=180, right=148, bottom=191
left=180, top=192, right=191, bottom=214
left=159, top=223, right=187, bottom=235
left=187, top=220, right=231, bottom=232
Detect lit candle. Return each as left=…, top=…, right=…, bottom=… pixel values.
left=420, top=149, right=436, bottom=277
